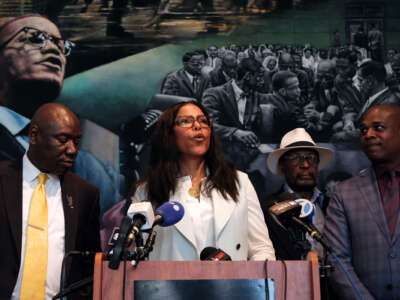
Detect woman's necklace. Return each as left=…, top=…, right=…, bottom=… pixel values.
left=188, top=184, right=201, bottom=198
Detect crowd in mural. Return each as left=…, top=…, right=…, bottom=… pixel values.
left=158, top=32, right=400, bottom=146
left=116, top=31, right=397, bottom=188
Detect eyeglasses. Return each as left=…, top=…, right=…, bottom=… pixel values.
left=175, top=115, right=212, bottom=128
left=0, top=26, right=75, bottom=56
left=282, top=153, right=319, bottom=166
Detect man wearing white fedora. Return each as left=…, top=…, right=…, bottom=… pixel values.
left=260, top=127, right=334, bottom=260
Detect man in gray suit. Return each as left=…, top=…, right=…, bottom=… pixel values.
left=325, top=103, right=400, bottom=299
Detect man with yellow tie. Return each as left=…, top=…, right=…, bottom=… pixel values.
left=0, top=103, right=100, bottom=300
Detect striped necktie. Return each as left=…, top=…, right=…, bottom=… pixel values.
left=20, top=173, right=49, bottom=300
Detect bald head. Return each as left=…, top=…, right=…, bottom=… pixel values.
left=31, top=103, right=79, bottom=128
left=364, top=103, right=400, bottom=121
left=0, top=15, right=66, bottom=117
left=28, top=103, right=81, bottom=175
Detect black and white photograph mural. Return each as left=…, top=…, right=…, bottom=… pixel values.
left=1, top=0, right=400, bottom=217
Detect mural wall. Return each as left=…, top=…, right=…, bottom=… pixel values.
left=1, top=0, right=399, bottom=218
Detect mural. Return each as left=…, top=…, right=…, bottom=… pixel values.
left=1, top=0, right=400, bottom=217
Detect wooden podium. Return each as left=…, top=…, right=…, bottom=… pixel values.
left=93, top=252, right=320, bottom=300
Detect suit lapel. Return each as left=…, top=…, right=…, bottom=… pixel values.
left=358, top=168, right=391, bottom=244
left=60, top=172, right=80, bottom=252
left=224, top=82, right=240, bottom=125
left=3, top=160, right=23, bottom=262
left=179, top=69, right=195, bottom=96
left=212, top=189, right=236, bottom=241
left=0, top=124, right=25, bottom=161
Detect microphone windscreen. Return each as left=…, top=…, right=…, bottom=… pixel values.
left=155, top=201, right=184, bottom=227
left=295, top=199, right=315, bottom=222
left=127, top=202, right=155, bottom=230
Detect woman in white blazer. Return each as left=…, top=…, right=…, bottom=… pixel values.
left=131, top=100, right=275, bottom=261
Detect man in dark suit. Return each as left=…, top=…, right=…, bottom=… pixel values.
left=0, top=102, right=100, bottom=300
left=161, top=50, right=210, bottom=102
left=325, top=103, right=400, bottom=299
left=203, top=58, right=267, bottom=194
left=0, top=15, right=120, bottom=216
left=203, top=58, right=265, bottom=152
left=357, top=61, right=400, bottom=122
left=263, top=71, right=304, bottom=142
left=279, top=53, right=310, bottom=105
left=209, top=50, right=238, bottom=88
left=261, top=128, right=334, bottom=260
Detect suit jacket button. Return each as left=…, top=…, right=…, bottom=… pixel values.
left=236, top=244, right=240, bottom=250
left=386, top=284, right=393, bottom=290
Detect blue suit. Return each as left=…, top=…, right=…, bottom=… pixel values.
left=324, top=167, right=400, bottom=299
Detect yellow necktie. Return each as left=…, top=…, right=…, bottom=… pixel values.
left=20, top=173, right=49, bottom=300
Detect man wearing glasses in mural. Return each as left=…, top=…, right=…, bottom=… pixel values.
left=263, top=70, right=304, bottom=142
left=357, top=61, right=400, bottom=122
left=209, top=50, right=238, bottom=88
left=161, top=50, right=210, bottom=102
left=0, top=15, right=120, bottom=216
left=202, top=57, right=270, bottom=194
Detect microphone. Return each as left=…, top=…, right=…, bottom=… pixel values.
left=153, top=201, right=185, bottom=227
left=108, top=216, right=133, bottom=269
left=200, top=247, right=232, bottom=261
left=127, top=202, right=155, bottom=233
left=129, top=202, right=185, bottom=264
left=269, top=200, right=332, bottom=252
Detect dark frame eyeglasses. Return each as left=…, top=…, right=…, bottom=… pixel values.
left=174, top=115, right=212, bottom=128
left=282, top=153, right=319, bottom=166
left=0, top=26, right=75, bottom=56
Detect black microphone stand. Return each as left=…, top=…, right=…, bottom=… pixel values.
left=52, top=277, right=93, bottom=300
left=319, top=248, right=332, bottom=300
left=57, top=251, right=94, bottom=300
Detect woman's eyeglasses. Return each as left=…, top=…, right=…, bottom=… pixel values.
left=175, top=115, right=212, bottom=128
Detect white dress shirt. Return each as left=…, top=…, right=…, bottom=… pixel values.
left=231, top=80, right=246, bottom=124
left=12, top=154, right=65, bottom=300
left=180, top=176, right=216, bottom=253
left=0, top=106, right=30, bottom=149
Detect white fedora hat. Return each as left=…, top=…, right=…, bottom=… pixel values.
left=267, top=128, right=334, bottom=176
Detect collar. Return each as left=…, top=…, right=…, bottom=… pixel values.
left=368, top=87, right=389, bottom=103
left=177, top=166, right=210, bottom=182
left=283, top=183, right=322, bottom=204
left=0, top=106, right=30, bottom=136
left=23, top=152, right=57, bottom=183
left=373, top=164, right=400, bottom=178
left=222, top=70, right=231, bottom=81
left=231, top=80, right=244, bottom=101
